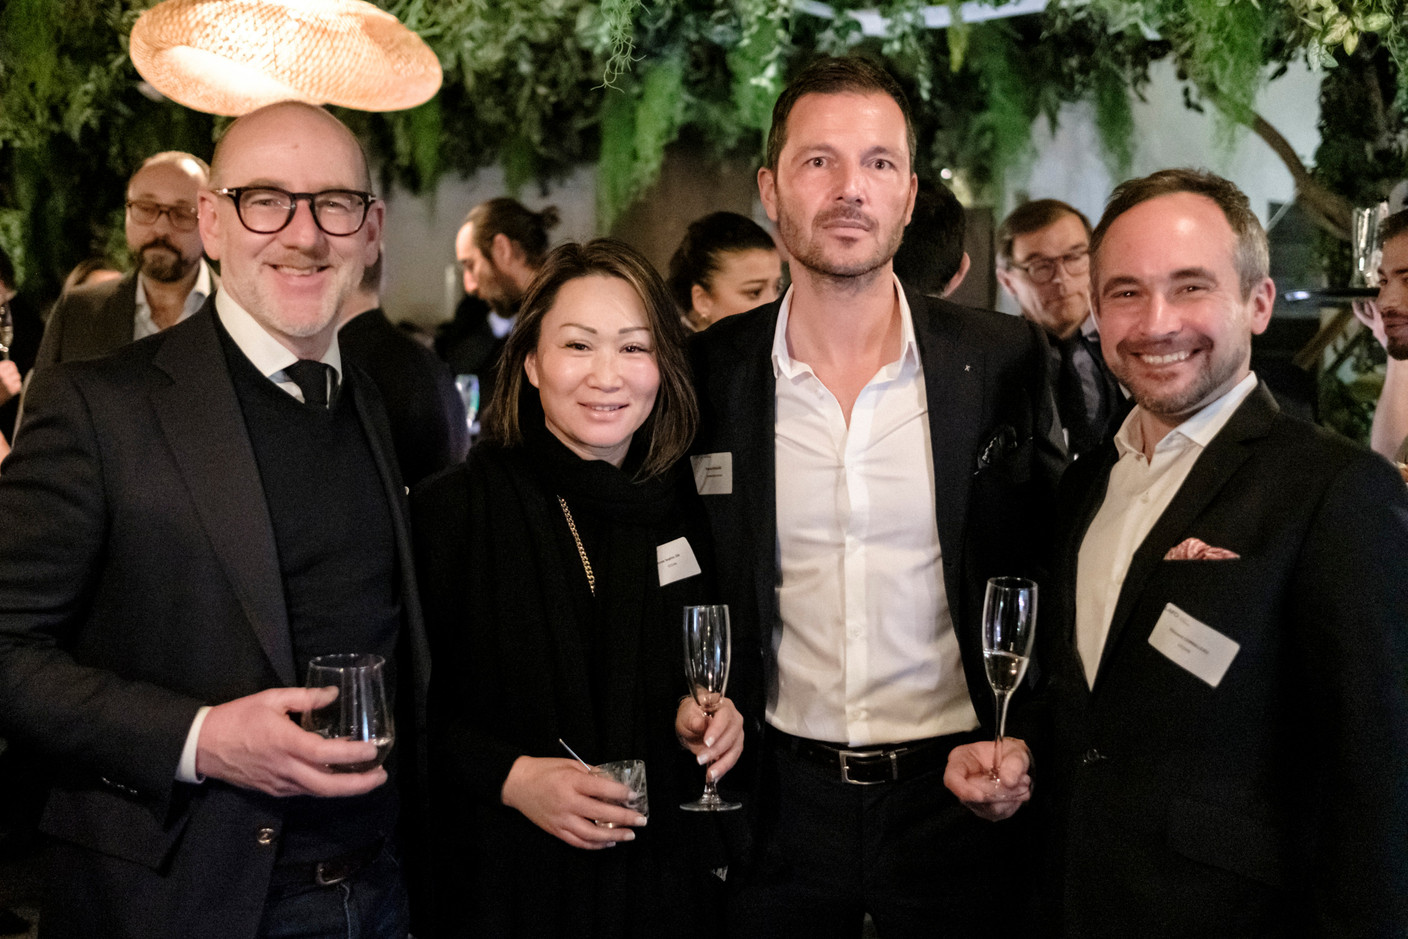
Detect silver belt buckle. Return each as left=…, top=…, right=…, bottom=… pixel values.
left=837, top=748, right=898, bottom=785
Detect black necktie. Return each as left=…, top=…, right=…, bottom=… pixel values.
left=284, top=359, right=332, bottom=408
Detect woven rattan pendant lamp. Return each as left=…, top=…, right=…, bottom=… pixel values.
left=129, top=0, right=442, bottom=116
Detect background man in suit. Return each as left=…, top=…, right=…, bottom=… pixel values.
left=33, top=150, right=216, bottom=372
left=0, top=101, right=430, bottom=939
left=997, top=199, right=1124, bottom=459
left=339, top=251, right=468, bottom=485
left=691, top=55, right=1062, bottom=937
left=1034, top=169, right=1408, bottom=936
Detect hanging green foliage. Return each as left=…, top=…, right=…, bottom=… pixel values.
left=5, top=0, right=1408, bottom=301
left=596, top=58, right=688, bottom=228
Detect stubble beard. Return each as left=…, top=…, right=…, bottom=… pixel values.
left=1113, top=338, right=1248, bottom=424
left=777, top=204, right=903, bottom=283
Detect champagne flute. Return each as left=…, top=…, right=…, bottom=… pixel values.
left=680, top=604, right=741, bottom=812
left=301, top=653, right=395, bottom=773
left=981, top=577, right=1037, bottom=782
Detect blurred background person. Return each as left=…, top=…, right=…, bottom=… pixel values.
left=997, top=198, right=1124, bottom=460
left=892, top=181, right=970, bottom=299
left=58, top=257, right=123, bottom=297
left=1354, top=207, right=1408, bottom=464
left=667, top=211, right=782, bottom=332
left=33, top=152, right=215, bottom=374
left=0, top=248, right=42, bottom=450
left=413, top=239, right=742, bottom=938
left=339, top=252, right=468, bottom=486
left=436, top=197, right=559, bottom=419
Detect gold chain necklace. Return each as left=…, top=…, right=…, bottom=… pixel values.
left=557, top=496, right=595, bottom=596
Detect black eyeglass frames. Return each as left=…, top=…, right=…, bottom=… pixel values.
left=213, top=187, right=377, bottom=237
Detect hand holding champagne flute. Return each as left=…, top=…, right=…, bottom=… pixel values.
left=680, top=605, right=742, bottom=812
left=981, top=577, right=1037, bottom=782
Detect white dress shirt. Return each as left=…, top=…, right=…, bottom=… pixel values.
left=769, top=278, right=979, bottom=746
left=1075, top=372, right=1258, bottom=686
left=133, top=260, right=215, bottom=341
left=177, top=291, right=344, bottom=782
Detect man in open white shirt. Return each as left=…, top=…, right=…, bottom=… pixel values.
left=691, top=56, right=1063, bottom=937
left=1029, top=169, right=1408, bottom=936
left=0, top=102, right=430, bottom=939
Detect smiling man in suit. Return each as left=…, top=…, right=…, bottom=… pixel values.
left=0, top=101, right=430, bottom=939
left=690, top=55, right=1063, bottom=937
left=1032, top=168, right=1408, bottom=936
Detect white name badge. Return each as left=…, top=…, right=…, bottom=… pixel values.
left=1147, top=603, right=1240, bottom=688
left=691, top=452, right=733, bottom=496
left=657, top=536, right=703, bottom=587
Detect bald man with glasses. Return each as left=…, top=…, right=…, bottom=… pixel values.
left=997, top=199, right=1126, bottom=460
left=0, top=102, right=429, bottom=939
left=33, top=151, right=217, bottom=375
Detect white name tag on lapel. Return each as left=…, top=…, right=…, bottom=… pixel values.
left=1147, top=603, right=1240, bottom=688
left=691, top=452, right=733, bottom=495
left=657, top=536, right=703, bottom=586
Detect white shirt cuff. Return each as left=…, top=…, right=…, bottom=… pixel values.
left=177, top=705, right=213, bottom=784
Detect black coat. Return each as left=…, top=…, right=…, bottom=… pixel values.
left=413, top=432, right=725, bottom=938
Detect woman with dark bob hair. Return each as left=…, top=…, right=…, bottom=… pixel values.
left=413, top=239, right=743, bottom=937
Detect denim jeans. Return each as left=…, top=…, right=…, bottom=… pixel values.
left=259, top=844, right=410, bottom=939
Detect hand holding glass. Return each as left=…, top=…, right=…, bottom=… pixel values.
left=301, top=653, right=395, bottom=773
left=680, top=605, right=741, bottom=812
left=981, top=577, right=1037, bottom=782
left=590, top=760, right=649, bottom=827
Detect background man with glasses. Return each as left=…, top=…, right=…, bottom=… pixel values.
left=0, top=101, right=429, bottom=939
left=997, top=198, right=1125, bottom=459
left=33, top=150, right=217, bottom=375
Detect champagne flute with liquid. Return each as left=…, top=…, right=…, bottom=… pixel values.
left=981, top=577, right=1037, bottom=782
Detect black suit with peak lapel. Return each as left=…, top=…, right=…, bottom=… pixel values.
left=1039, top=382, right=1408, bottom=937
left=0, top=303, right=431, bottom=939
left=690, top=285, right=1065, bottom=931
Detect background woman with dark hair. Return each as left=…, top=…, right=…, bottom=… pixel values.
left=668, top=211, right=783, bottom=332
left=413, top=239, right=744, bottom=937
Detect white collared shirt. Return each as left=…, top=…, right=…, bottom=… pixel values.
left=1075, top=372, right=1258, bottom=686
left=769, top=276, right=978, bottom=745
left=133, top=261, right=215, bottom=341
left=214, top=290, right=342, bottom=402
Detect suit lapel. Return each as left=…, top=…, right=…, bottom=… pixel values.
left=911, top=292, right=984, bottom=575
left=150, top=306, right=295, bottom=685
left=1094, top=383, right=1277, bottom=683
left=725, top=309, right=781, bottom=631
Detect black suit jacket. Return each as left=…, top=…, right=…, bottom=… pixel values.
left=689, top=286, right=1065, bottom=737
left=0, top=304, right=431, bottom=939
left=339, top=306, right=469, bottom=485
left=32, top=272, right=139, bottom=372
left=1040, top=382, right=1408, bottom=937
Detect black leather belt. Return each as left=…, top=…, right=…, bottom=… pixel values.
left=269, top=839, right=384, bottom=890
left=771, top=728, right=949, bottom=785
